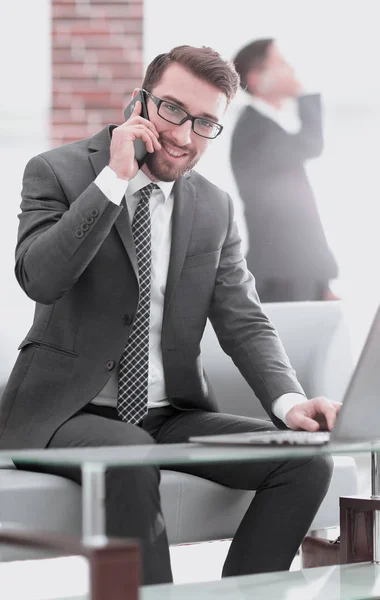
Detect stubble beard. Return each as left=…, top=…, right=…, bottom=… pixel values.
left=144, top=140, right=201, bottom=182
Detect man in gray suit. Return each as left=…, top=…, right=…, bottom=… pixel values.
left=1, top=45, right=339, bottom=585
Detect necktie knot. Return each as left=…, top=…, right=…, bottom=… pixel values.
left=139, top=182, right=159, bottom=204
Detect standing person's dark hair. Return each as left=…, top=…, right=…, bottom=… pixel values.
left=233, top=39, right=274, bottom=91
left=142, top=45, right=240, bottom=106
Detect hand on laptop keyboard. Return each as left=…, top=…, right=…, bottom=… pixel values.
left=285, top=397, right=342, bottom=432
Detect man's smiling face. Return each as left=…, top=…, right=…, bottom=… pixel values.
left=140, top=62, right=227, bottom=182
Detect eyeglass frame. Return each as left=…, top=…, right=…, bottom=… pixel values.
left=142, top=89, right=224, bottom=139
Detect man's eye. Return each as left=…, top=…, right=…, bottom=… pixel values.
left=163, top=103, right=180, bottom=114
left=198, top=120, right=213, bottom=129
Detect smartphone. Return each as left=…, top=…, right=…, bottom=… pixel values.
left=123, top=89, right=150, bottom=168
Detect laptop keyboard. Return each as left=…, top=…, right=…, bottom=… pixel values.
left=246, top=431, right=331, bottom=445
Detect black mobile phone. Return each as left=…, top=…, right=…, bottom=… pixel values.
left=123, top=89, right=149, bottom=168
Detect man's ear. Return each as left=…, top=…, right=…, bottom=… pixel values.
left=246, top=70, right=261, bottom=95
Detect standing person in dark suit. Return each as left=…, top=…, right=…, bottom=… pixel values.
left=231, top=39, right=338, bottom=302
left=0, top=45, right=339, bottom=585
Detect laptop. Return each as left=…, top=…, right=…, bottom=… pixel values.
left=189, top=306, right=380, bottom=447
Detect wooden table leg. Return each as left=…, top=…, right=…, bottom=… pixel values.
left=0, top=528, right=140, bottom=600
left=340, top=495, right=380, bottom=564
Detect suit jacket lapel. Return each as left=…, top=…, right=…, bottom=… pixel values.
left=164, top=174, right=196, bottom=316
left=88, top=125, right=139, bottom=280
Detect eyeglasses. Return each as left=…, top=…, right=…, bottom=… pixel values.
left=143, top=89, right=223, bottom=139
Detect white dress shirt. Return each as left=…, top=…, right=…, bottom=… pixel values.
left=245, top=91, right=302, bottom=134
left=92, top=166, right=306, bottom=425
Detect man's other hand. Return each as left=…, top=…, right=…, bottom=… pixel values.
left=286, top=397, right=342, bottom=432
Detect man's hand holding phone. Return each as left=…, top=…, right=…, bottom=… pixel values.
left=109, top=98, right=161, bottom=181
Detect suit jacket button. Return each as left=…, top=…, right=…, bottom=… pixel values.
left=75, top=229, right=84, bottom=238
left=123, top=314, right=133, bottom=325
left=106, top=360, right=115, bottom=370
left=90, top=208, right=99, bottom=218
left=85, top=216, right=94, bottom=224
left=80, top=223, right=90, bottom=232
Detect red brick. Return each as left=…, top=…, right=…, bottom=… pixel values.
left=52, top=108, right=123, bottom=125
left=52, top=0, right=143, bottom=143
left=95, top=62, right=142, bottom=79
left=52, top=5, right=83, bottom=18
left=52, top=49, right=75, bottom=63
left=54, top=19, right=142, bottom=35
left=53, top=92, right=85, bottom=109
left=85, top=4, right=144, bottom=18
left=67, top=34, right=142, bottom=50
left=53, top=63, right=96, bottom=78
left=90, top=0, right=142, bottom=4
left=72, top=91, right=124, bottom=109
left=81, top=48, right=131, bottom=63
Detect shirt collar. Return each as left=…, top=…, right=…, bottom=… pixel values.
left=244, top=91, right=301, bottom=134
left=245, top=91, right=283, bottom=119
left=127, top=169, right=175, bottom=202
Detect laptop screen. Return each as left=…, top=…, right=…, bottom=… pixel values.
left=331, top=306, right=380, bottom=443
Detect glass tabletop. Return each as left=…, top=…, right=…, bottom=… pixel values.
left=141, top=563, right=380, bottom=600
left=2, top=559, right=380, bottom=600
left=0, top=439, right=379, bottom=469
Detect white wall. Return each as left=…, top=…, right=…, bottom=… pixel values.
left=144, top=0, right=379, bottom=105
left=1, top=0, right=379, bottom=384
left=0, top=0, right=51, bottom=381
left=144, top=0, right=380, bottom=322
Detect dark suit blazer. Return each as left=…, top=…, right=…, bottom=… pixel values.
left=0, top=125, right=305, bottom=449
left=230, top=94, right=338, bottom=302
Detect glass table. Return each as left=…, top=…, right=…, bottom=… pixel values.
left=144, top=562, right=380, bottom=600
left=1, top=441, right=380, bottom=599
left=2, top=560, right=380, bottom=600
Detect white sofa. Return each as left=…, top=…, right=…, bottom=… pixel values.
left=0, top=301, right=358, bottom=559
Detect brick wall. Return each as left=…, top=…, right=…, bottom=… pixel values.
left=52, top=0, right=143, bottom=147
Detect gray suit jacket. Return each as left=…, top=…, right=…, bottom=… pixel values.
left=0, top=125, right=304, bottom=449
left=230, top=95, right=338, bottom=302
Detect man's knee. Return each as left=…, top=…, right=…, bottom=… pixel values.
left=313, top=454, right=334, bottom=484
left=277, top=453, right=334, bottom=498
left=301, top=454, right=334, bottom=499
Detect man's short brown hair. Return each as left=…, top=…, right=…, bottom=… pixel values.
left=142, top=45, right=240, bottom=106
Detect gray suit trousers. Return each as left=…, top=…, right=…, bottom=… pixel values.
left=18, top=405, right=333, bottom=585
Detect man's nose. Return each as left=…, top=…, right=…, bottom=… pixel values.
left=171, top=119, right=193, bottom=146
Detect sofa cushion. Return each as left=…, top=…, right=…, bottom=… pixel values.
left=0, top=469, right=81, bottom=561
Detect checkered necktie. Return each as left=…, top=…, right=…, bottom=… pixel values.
left=117, top=183, right=158, bottom=424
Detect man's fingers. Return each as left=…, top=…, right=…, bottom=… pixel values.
left=133, top=100, right=142, bottom=115
left=287, top=397, right=341, bottom=432
left=120, top=115, right=160, bottom=140
left=306, top=398, right=339, bottom=431
left=292, top=415, right=320, bottom=432
left=332, top=401, right=343, bottom=412
left=132, top=126, right=161, bottom=152
left=325, top=405, right=338, bottom=430
left=131, top=115, right=160, bottom=137
left=125, top=104, right=160, bottom=138
left=313, top=398, right=339, bottom=430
